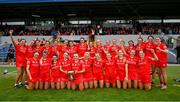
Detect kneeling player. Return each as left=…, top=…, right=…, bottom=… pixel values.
left=137, top=50, right=158, bottom=91
left=26, top=52, right=40, bottom=90
left=93, top=53, right=104, bottom=88
left=71, top=53, right=85, bottom=91
left=51, top=54, right=61, bottom=89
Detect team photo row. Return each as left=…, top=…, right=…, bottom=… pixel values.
left=9, top=30, right=168, bottom=91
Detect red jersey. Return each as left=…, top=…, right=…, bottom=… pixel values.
left=77, top=43, right=88, bottom=57
left=34, top=46, right=44, bottom=58
left=26, top=45, right=34, bottom=59
left=59, top=45, right=69, bottom=58
left=93, top=59, right=104, bottom=74
left=51, top=61, right=61, bottom=82
left=155, top=43, right=167, bottom=62
left=60, top=59, right=72, bottom=72
left=110, top=44, right=120, bottom=57
left=135, top=43, right=145, bottom=57
left=51, top=45, right=60, bottom=56
left=88, top=46, right=96, bottom=57
left=96, top=45, right=104, bottom=58
left=104, top=59, right=116, bottom=74
left=81, top=59, right=93, bottom=74
left=115, top=57, right=126, bottom=72
left=68, top=46, right=78, bottom=58
left=40, top=58, right=51, bottom=73
left=126, top=45, right=136, bottom=55
left=126, top=56, right=138, bottom=80
left=71, top=60, right=83, bottom=72
left=43, top=46, right=52, bottom=58
left=137, top=57, right=151, bottom=74
left=27, top=58, right=40, bottom=74
left=145, top=42, right=156, bottom=57
left=15, top=45, right=27, bottom=62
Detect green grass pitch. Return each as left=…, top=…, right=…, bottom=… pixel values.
left=0, top=66, right=180, bottom=101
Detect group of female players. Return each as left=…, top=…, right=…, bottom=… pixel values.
left=9, top=30, right=168, bottom=91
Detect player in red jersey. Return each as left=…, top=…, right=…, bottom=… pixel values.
left=135, top=37, right=145, bottom=57
left=43, top=41, right=52, bottom=58
left=26, top=40, right=35, bottom=60
left=137, top=50, right=158, bottom=91
left=110, top=39, right=120, bottom=57
left=10, top=30, right=27, bottom=87
left=155, top=37, right=168, bottom=90
left=26, top=52, right=40, bottom=90
left=34, top=40, right=44, bottom=59
left=93, top=53, right=104, bottom=88
left=103, top=40, right=111, bottom=56
left=126, top=40, right=136, bottom=56
left=51, top=40, right=60, bottom=58
left=115, top=50, right=128, bottom=89
left=126, top=50, right=138, bottom=89
left=59, top=39, right=69, bottom=59
left=82, top=52, right=94, bottom=89
left=39, top=51, right=51, bottom=89
left=96, top=39, right=104, bottom=58
left=104, top=53, right=117, bottom=88
left=60, top=52, right=72, bottom=89
left=145, top=36, right=156, bottom=84
left=77, top=37, right=88, bottom=58
left=71, top=53, right=85, bottom=91
left=68, top=41, right=78, bottom=58
left=50, top=54, right=61, bottom=89
left=88, top=41, right=96, bottom=57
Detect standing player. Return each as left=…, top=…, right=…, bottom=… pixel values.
left=51, top=40, right=60, bottom=58
left=110, top=39, right=119, bottom=57
left=60, top=52, right=72, bottom=89
left=68, top=41, right=78, bottom=58
left=93, top=53, right=104, bottom=88
left=135, top=37, right=145, bottom=57
left=71, top=53, right=85, bottom=91
left=155, top=37, right=168, bottom=89
left=126, top=40, right=136, bottom=56
left=82, top=52, right=94, bottom=89
left=104, top=53, right=117, bottom=88
left=10, top=30, right=27, bottom=87
left=51, top=54, right=61, bottom=89
left=96, top=39, right=104, bottom=58
left=59, top=39, right=69, bottom=59
left=137, top=50, right=158, bottom=91
left=26, top=52, right=40, bottom=90
left=34, top=40, right=44, bottom=59
left=39, top=51, right=51, bottom=89
left=77, top=37, right=88, bottom=58
left=126, top=50, right=138, bottom=89
left=43, top=41, right=52, bottom=58
left=145, top=36, right=156, bottom=84
left=88, top=41, right=96, bottom=57
left=115, top=50, right=128, bottom=89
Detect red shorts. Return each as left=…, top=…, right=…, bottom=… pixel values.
left=128, top=70, right=138, bottom=80
left=93, top=72, right=104, bottom=80
left=104, top=72, right=116, bottom=83
left=116, top=70, right=125, bottom=80
left=60, top=73, right=70, bottom=82
left=39, top=72, right=50, bottom=82
left=51, top=72, right=61, bottom=82
left=27, top=73, right=39, bottom=83
left=149, top=60, right=156, bottom=65
left=72, top=74, right=84, bottom=84
left=83, top=72, right=94, bottom=82
left=156, top=61, right=167, bottom=68
left=16, top=60, right=26, bottom=68
left=138, top=73, right=151, bottom=84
